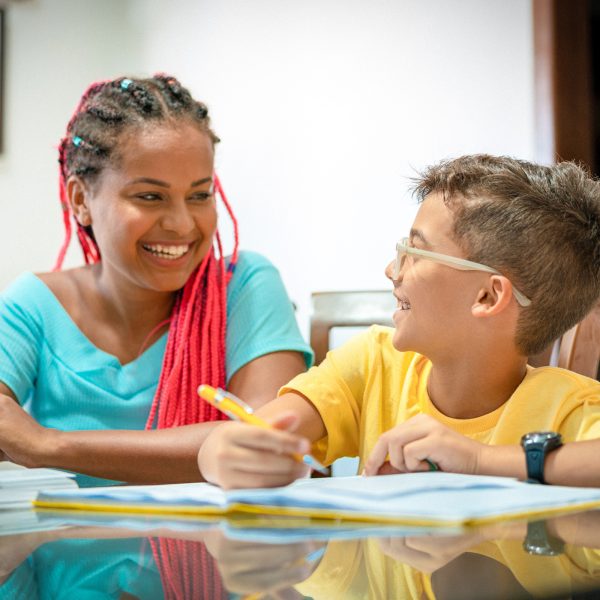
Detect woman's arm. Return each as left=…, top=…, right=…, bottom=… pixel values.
left=0, top=351, right=306, bottom=484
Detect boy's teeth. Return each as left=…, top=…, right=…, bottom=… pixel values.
left=143, top=243, right=190, bottom=259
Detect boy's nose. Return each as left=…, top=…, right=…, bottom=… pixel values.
left=385, top=259, right=398, bottom=281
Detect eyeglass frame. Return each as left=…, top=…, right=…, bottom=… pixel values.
left=393, top=237, right=531, bottom=307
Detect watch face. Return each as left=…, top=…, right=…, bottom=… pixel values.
left=521, top=431, right=562, bottom=448
left=523, top=520, right=565, bottom=556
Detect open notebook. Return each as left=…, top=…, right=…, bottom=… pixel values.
left=35, top=472, right=600, bottom=526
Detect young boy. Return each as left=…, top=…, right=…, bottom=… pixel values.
left=198, top=154, right=600, bottom=490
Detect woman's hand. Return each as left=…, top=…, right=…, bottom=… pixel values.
left=364, top=414, right=486, bottom=476
left=197, top=412, right=310, bottom=489
left=0, top=394, right=58, bottom=467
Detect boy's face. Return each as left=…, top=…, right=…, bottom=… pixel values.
left=386, top=192, right=490, bottom=358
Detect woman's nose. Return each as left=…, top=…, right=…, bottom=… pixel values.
left=162, top=202, right=196, bottom=236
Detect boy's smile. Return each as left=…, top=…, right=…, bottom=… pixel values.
left=387, top=192, right=487, bottom=359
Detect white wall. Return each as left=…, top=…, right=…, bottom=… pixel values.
left=1, top=0, right=535, bottom=336
left=0, top=0, right=142, bottom=277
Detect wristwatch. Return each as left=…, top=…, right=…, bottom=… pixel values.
left=523, top=519, right=565, bottom=556
left=520, top=431, right=563, bottom=484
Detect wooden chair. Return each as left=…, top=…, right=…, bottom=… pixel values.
left=310, top=290, right=396, bottom=365
left=528, top=304, right=600, bottom=380
left=309, top=290, right=395, bottom=476
left=555, top=304, right=600, bottom=380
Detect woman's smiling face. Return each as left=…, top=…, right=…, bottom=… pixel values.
left=73, top=122, right=217, bottom=294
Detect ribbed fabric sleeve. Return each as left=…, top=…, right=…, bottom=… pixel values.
left=225, top=251, right=313, bottom=378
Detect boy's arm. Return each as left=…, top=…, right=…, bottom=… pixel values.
left=364, top=413, right=600, bottom=488
left=198, top=392, right=327, bottom=489
left=363, top=414, right=525, bottom=478
left=255, top=392, right=327, bottom=440
left=533, top=440, right=600, bottom=487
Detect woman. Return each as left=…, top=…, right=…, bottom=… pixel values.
left=0, top=74, right=312, bottom=487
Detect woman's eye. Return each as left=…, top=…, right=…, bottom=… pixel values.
left=189, top=192, right=213, bottom=202
left=137, top=193, right=162, bottom=202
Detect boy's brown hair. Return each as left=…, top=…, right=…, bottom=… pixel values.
left=413, top=154, right=600, bottom=356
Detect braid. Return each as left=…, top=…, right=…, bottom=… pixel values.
left=55, top=75, right=238, bottom=598
left=149, top=537, right=227, bottom=600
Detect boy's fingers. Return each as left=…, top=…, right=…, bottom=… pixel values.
left=404, top=438, right=437, bottom=472
left=223, top=466, right=308, bottom=490
left=388, top=442, right=408, bottom=472
left=363, top=438, right=390, bottom=476
left=376, top=461, right=402, bottom=476
left=231, top=424, right=310, bottom=455
left=226, top=447, right=307, bottom=475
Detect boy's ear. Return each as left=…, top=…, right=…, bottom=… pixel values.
left=471, top=275, right=513, bottom=318
left=66, top=177, right=92, bottom=227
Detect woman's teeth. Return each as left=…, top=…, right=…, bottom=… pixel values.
left=143, top=243, right=190, bottom=259
left=398, top=299, right=411, bottom=310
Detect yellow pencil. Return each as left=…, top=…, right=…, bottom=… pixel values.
left=198, top=384, right=329, bottom=475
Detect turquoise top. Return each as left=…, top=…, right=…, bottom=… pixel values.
left=0, top=250, right=312, bottom=486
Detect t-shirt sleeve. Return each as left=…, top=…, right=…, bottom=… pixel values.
left=558, top=385, right=600, bottom=442
left=225, top=251, right=313, bottom=382
left=279, top=328, right=375, bottom=465
left=0, top=277, right=41, bottom=404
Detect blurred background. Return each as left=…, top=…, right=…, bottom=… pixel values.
left=0, top=0, right=596, bottom=335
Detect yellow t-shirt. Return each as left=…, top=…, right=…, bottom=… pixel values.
left=296, top=536, right=600, bottom=600
left=280, top=326, right=600, bottom=468
left=295, top=539, right=434, bottom=600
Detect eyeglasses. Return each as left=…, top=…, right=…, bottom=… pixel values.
left=393, top=237, right=531, bottom=307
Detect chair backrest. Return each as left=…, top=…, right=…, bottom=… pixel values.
left=310, top=290, right=395, bottom=365
left=309, top=290, right=396, bottom=476
left=556, top=304, right=600, bottom=380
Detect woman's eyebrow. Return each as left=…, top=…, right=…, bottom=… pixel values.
left=127, top=177, right=170, bottom=187
left=125, top=176, right=213, bottom=188
left=190, top=177, right=213, bottom=187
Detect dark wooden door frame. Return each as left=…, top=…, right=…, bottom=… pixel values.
left=533, top=0, right=594, bottom=169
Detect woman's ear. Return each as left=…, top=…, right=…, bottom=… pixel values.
left=472, top=275, right=514, bottom=318
left=66, top=177, right=92, bottom=226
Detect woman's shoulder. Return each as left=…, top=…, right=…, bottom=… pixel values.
left=227, top=250, right=281, bottom=289
left=2, top=271, right=53, bottom=306
left=229, top=250, right=277, bottom=273
left=2, top=267, right=90, bottom=318
left=35, top=268, right=86, bottom=305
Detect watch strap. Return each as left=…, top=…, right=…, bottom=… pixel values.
left=525, top=447, right=545, bottom=484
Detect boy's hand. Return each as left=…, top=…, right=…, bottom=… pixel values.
left=363, top=414, right=485, bottom=476
left=197, top=412, right=311, bottom=489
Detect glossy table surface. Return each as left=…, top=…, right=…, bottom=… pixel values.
left=2, top=507, right=600, bottom=599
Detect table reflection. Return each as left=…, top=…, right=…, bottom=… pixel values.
left=2, top=509, right=600, bottom=599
